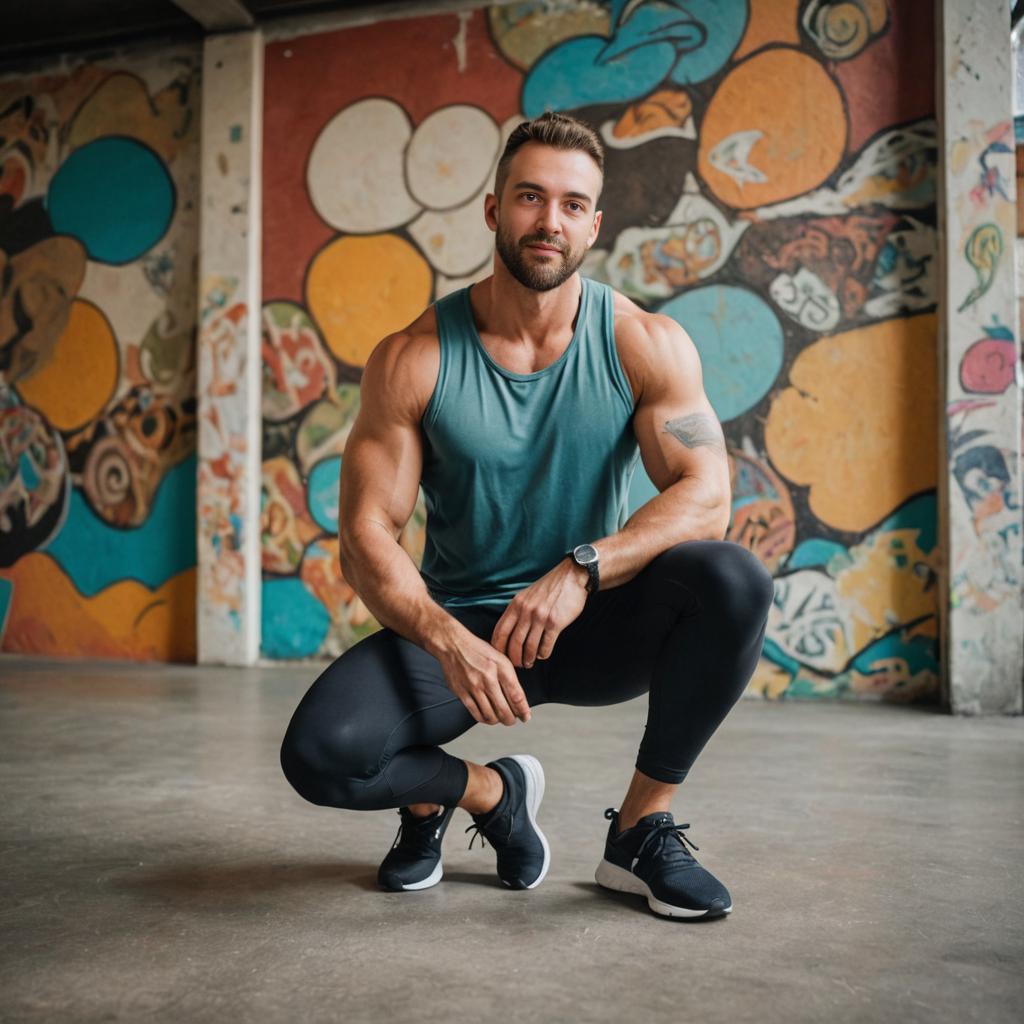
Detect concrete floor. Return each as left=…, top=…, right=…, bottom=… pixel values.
left=1, top=658, right=1022, bottom=1024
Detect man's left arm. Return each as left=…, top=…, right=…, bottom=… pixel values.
left=580, top=312, right=732, bottom=592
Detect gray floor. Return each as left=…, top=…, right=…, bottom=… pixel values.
left=1, top=658, right=1022, bottom=1024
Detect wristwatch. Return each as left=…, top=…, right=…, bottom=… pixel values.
left=566, top=543, right=600, bottom=594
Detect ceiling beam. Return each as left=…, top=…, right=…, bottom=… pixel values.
left=170, top=0, right=255, bottom=32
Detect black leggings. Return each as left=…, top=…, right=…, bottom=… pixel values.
left=279, top=540, right=775, bottom=811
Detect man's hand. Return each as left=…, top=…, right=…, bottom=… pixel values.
left=436, top=631, right=532, bottom=726
left=491, top=557, right=589, bottom=669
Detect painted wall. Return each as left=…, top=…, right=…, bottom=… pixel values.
left=195, top=32, right=264, bottom=666
left=259, top=0, right=941, bottom=702
left=0, top=45, right=201, bottom=661
left=1017, top=17, right=1024, bottom=389
left=937, top=0, right=1022, bottom=713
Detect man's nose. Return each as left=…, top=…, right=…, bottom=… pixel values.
left=536, top=202, right=561, bottom=237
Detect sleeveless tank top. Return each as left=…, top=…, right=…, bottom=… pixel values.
left=418, top=275, right=640, bottom=609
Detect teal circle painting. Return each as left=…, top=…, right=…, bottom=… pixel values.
left=47, top=137, right=175, bottom=264
left=658, top=285, right=783, bottom=423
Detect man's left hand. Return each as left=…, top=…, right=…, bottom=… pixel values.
left=490, top=557, right=589, bottom=669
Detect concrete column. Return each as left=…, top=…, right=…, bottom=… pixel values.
left=936, top=1, right=1023, bottom=713
left=195, top=30, right=264, bottom=665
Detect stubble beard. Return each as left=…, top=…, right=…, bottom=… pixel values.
left=495, top=218, right=587, bottom=293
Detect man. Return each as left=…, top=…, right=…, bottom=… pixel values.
left=280, top=111, right=775, bottom=920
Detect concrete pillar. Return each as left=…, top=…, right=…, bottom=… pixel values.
left=195, top=30, right=264, bottom=665
left=936, top=1, right=1024, bottom=713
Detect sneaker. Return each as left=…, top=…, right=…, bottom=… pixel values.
left=377, top=803, right=458, bottom=891
left=595, top=807, right=732, bottom=919
left=464, top=754, right=550, bottom=889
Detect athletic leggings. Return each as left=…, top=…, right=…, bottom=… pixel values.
left=279, top=540, right=775, bottom=811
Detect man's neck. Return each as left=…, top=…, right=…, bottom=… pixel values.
left=472, top=269, right=582, bottom=348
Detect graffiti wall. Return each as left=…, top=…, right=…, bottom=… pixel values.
left=937, top=0, right=1022, bottom=713
left=261, top=0, right=941, bottom=702
left=0, top=46, right=201, bottom=661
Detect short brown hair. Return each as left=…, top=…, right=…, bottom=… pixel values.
left=493, top=111, right=604, bottom=203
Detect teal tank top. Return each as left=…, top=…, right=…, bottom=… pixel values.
left=418, top=276, right=640, bottom=609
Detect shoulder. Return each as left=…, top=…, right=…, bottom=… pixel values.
left=608, top=287, right=699, bottom=404
left=361, top=305, right=440, bottom=421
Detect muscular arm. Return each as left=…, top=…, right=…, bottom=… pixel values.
left=580, top=312, right=732, bottom=591
left=337, top=331, right=466, bottom=660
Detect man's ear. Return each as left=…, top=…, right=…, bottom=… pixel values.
left=484, top=192, right=499, bottom=232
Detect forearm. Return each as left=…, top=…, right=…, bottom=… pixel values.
left=339, top=523, right=468, bottom=660
left=583, top=475, right=731, bottom=592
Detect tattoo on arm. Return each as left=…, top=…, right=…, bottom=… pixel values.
left=663, top=414, right=726, bottom=456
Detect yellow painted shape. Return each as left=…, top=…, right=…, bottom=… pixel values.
left=835, top=527, right=939, bottom=653
left=764, top=315, right=938, bottom=533
left=733, top=0, right=801, bottom=60
left=306, top=234, right=432, bottom=368
left=613, top=89, right=693, bottom=140
left=15, top=299, right=119, bottom=432
left=698, top=48, right=846, bottom=210
left=747, top=657, right=792, bottom=699
left=487, top=6, right=611, bottom=72
left=67, top=70, right=197, bottom=164
left=1, top=554, right=196, bottom=662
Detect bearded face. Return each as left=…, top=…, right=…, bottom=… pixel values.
left=489, top=143, right=601, bottom=292
left=494, top=215, right=589, bottom=293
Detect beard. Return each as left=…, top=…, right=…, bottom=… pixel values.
left=495, top=219, right=587, bottom=292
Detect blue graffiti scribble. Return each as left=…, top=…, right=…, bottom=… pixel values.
left=523, top=0, right=748, bottom=117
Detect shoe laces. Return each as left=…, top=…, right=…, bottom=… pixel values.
left=634, top=817, right=701, bottom=865
left=464, top=808, right=514, bottom=851
left=390, top=807, right=445, bottom=853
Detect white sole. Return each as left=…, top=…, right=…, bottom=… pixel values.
left=594, top=859, right=732, bottom=919
left=396, top=860, right=443, bottom=891
left=506, top=754, right=550, bottom=889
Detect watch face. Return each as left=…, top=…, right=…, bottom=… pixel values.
left=574, top=543, right=598, bottom=564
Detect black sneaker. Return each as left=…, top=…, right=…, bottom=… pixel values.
left=464, top=754, right=550, bottom=890
left=595, top=807, right=732, bottom=919
left=377, top=804, right=458, bottom=892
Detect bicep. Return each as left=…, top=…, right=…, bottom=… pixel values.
left=630, top=316, right=730, bottom=497
left=338, top=337, right=426, bottom=545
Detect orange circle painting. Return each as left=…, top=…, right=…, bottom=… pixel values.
left=305, top=234, right=432, bottom=368
left=697, top=48, right=848, bottom=210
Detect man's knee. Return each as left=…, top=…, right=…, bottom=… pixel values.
left=279, top=717, right=382, bottom=810
left=658, top=539, right=775, bottom=624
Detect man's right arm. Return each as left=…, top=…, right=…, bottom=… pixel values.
left=337, top=330, right=531, bottom=727
left=337, top=330, right=461, bottom=661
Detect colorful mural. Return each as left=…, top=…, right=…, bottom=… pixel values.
left=260, top=0, right=940, bottom=702
left=0, top=50, right=200, bottom=662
